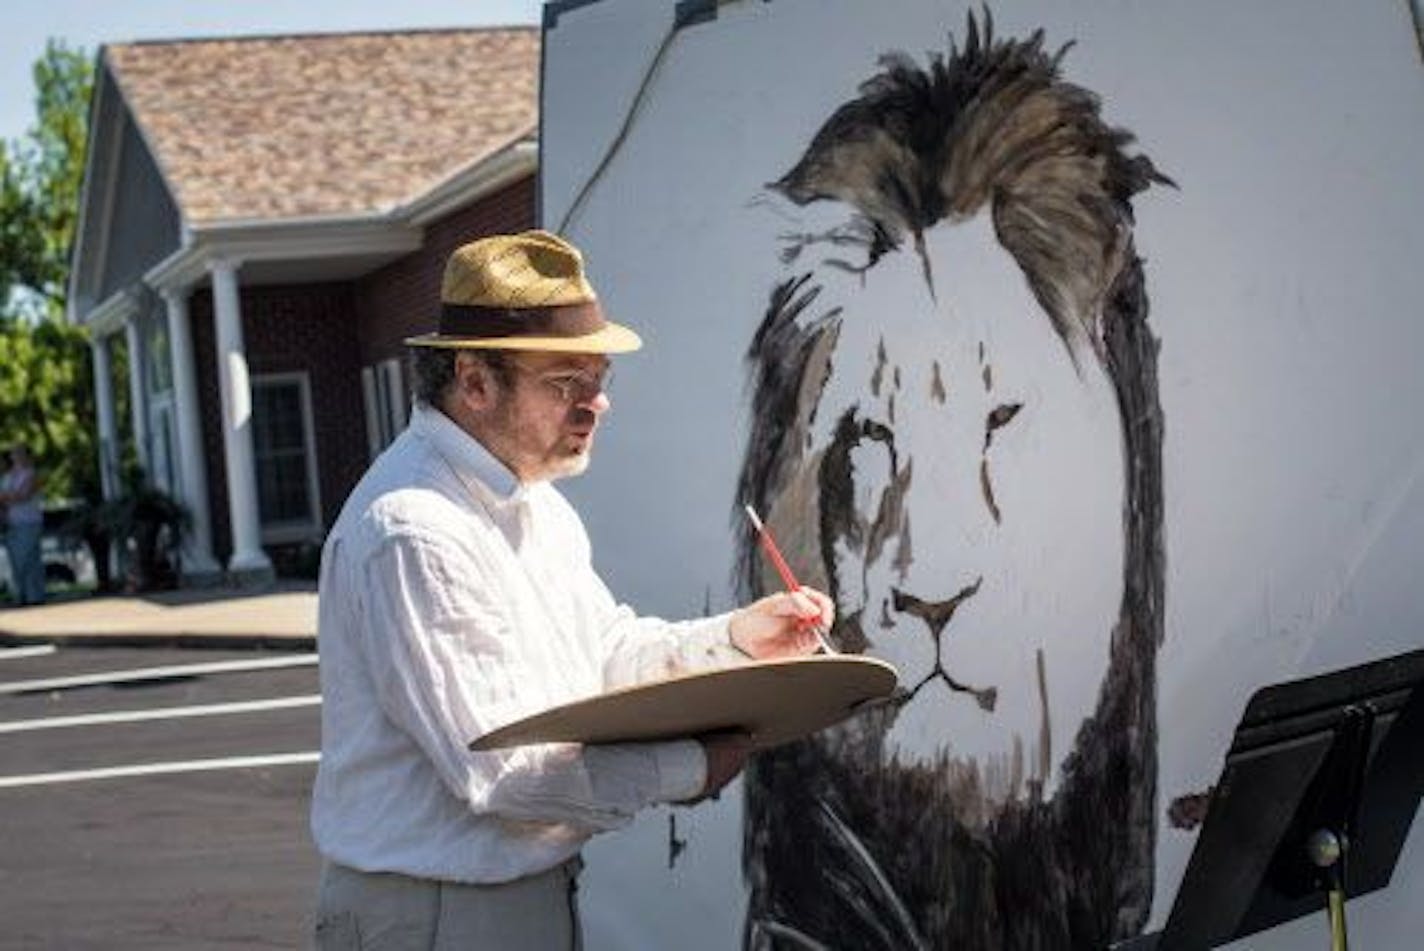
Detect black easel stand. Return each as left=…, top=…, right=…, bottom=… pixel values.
left=1117, top=648, right=1424, bottom=950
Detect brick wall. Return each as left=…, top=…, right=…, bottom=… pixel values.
left=191, top=281, right=366, bottom=562
left=189, top=174, right=535, bottom=567
left=355, top=173, right=536, bottom=365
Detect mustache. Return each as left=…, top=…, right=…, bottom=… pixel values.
left=569, top=408, right=598, bottom=428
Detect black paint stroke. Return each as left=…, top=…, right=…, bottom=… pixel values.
left=734, top=274, right=842, bottom=601
left=979, top=457, right=1002, bottom=525
left=984, top=402, right=1023, bottom=452
left=669, top=813, right=688, bottom=870
left=1167, top=789, right=1215, bottom=832
left=894, top=581, right=996, bottom=711
left=871, top=338, right=888, bottom=396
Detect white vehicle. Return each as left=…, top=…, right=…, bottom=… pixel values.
left=0, top=519, right=97, bottom=601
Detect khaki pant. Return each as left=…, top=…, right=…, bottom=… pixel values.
left=314, top=858, right=582, bottom=950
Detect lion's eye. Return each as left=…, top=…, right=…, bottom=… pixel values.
left=983, top=402, right=1023, bottom=451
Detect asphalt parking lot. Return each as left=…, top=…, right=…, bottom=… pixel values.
left=0, top=644, right=322, bottom=949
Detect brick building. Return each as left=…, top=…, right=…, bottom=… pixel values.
left=67, top=28, right=539, bottom=582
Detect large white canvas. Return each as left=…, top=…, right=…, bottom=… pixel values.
left=541, top=1, right=1424, bottom=947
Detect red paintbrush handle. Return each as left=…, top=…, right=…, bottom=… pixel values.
left=757, top=530, right=801, bottom=593
left=748, top=511, right=836, bottom=653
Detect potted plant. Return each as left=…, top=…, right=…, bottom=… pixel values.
left=65, top=470, right=190, bottom=593
left=119, top=484, right=189, bottom=591
left=60, top=488, right=119, bottom=593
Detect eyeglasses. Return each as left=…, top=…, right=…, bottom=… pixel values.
left=510, top=362, right=613, bottom=404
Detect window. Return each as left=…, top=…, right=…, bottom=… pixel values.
left=145, top=310, right=173, bottom=394
left=252, top=373, right=322, bottom=543
left=361, top=356, right=409, bottom=460
left=150, top=397, right=178, bottom=495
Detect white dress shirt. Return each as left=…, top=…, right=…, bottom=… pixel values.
left=311, top=404, right=747, bottom=884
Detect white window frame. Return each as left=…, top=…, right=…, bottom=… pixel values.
left=252, top=371, right=323, bottom=545
left=148, top=392, right=178, bottom=496
left=360, top=356, right=409, bottom=460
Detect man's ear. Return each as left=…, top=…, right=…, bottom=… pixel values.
left=452, top=351, right=498, bottom=412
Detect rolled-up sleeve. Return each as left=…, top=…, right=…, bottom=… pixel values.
left=356, top=529, right=705, bottom=831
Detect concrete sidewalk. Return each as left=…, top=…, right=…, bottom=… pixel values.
left=0, top=582, right=317, bottom=650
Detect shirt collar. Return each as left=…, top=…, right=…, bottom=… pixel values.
left=410, top=403, right=529, bottom=509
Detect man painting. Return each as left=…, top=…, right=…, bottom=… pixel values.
left=311, top=230, right=832, bottom=948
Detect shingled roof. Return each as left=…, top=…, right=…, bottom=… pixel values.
left=104, top=27, right=539, bottom=224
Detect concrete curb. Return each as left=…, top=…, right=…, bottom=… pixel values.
left=0, top=585, right=318, bottom=652
left=0, top=631, right=315, bottom=651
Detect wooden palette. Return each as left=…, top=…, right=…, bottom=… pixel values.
left=469, top=655, right=898, bottom=752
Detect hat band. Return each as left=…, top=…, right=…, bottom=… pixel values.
left=438, top=300, right=605, bottom=340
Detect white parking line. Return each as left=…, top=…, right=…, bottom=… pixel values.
left=0, top=751, right=321, bottom=789
left=0, top=645, right=57, bottom=661
left=0, top=653, right=319, bottom=695
left=0, top=694, right=322, bottom=734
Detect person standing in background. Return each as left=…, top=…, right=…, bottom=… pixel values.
left=1, top=444, right=46, bottom=606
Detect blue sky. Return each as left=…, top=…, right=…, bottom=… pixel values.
left=0, top=0, right=545, bottom=144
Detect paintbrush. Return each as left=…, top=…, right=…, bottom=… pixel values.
left=743, top=504, right=837, bottom=655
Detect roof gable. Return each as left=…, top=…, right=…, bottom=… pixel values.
left=103, top=27, right=539, bottom=224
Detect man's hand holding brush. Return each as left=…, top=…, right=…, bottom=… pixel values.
left=728, top=588, right=835, bottom=659
left=730, top=504, right=837, bottom=659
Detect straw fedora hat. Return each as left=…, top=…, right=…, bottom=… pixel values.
left=404, top=230, right=642, bottom=353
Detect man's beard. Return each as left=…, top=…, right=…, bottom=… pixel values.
left=551, top=444, right=593, bottom=479
left=549, top=407, right=599, bottom=479
left=542, top=428, right=595, bottom=481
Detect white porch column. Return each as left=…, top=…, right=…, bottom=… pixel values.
left=161, top=287, right=221, bottom=578
left=122, top=313, right=150, bottom=476
left=210, top=259, right=272, bottom=577
left=89, top=334, right=120, bottom=500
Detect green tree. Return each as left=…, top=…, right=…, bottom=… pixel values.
left=2, top=39, right=92, bottom=318
left=0, top=317, right=103, bottom=500
left=0, top=40, right=100, bottom=501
